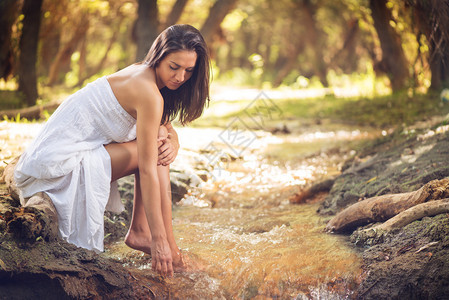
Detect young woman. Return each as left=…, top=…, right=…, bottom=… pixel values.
left=14, top=24, right=211, bottom=277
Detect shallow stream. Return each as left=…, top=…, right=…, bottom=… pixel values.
left=106, top=125, right=380, bottom=299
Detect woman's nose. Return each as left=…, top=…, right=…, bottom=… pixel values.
left=175, top=71, right=185, bottom=82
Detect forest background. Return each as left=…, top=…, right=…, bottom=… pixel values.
left=1, top=0, right=449, bottom=127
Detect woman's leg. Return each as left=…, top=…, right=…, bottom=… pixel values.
left=106, top=140, right=139, bottom=182
left=125, top=171, right=153, bottom=253
left=105, top=136, right=182, bottom=263
left=104, top=141, right=152, bottom=253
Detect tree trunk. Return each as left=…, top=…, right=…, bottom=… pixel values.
left=326, top=178, right=449, bottom=233
left=412, top=0, right=449, bottom=90
left=272, top=3, right=306, bottom=87
left=369, top=0, right=409, bottom=92
left=200, top=0, right=238, bottom=47
left=78, top=33, right=88, bottom=86
left=237, top=21, right=253, bottom=69
left=135, top=0, right=159, bottom=62
left=17, top=0, right=43, bottom=106
left=330, top=19, right=359, bottom=73
left=47, top=16, right=89, bottom=86
left=39, top=29, right=61, bottom=78
left=0, top=0, right=20, bottom=80
left=273, top=54, right=301, bottom=87
left=164, top=0, right=188, bottom=28
left=76, top=17, right=124, bottom=87
left=300, top=0, right=329, bottom=87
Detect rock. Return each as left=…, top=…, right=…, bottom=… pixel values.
left=170, top=168, right=205, bottom=203
left=270, top=124, right=291, bottom=134
left=1, top=156, right=20, bottom=202
left=0, top=189, right=169, bottom=299
left=114, top=167, right=206, bottom=205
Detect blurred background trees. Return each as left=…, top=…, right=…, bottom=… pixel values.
left=0, top=0, right=448, bottom=108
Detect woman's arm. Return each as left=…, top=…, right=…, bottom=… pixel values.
left=135, top=86, right=174, bottom=277
left=158, top=121, right=180, bottom=166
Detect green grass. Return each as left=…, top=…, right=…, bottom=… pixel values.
left=191, top=91, right=449, bottom=129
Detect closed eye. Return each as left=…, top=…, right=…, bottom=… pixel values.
left=170, top=65, right=179, bottom=71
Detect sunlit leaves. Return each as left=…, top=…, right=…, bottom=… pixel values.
left=222, top=9, right=248, bottom=32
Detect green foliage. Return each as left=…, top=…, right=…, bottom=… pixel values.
left=2, top=0, right=444, bottom=111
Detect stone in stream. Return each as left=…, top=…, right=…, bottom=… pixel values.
left=170, top=168, right=205, bottom=203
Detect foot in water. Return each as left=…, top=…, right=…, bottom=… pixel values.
left=171, top=249, right=189, bottom=272
left=124, top=228, right=152, bottom=254
left=124, top=229, right=189, bottom=272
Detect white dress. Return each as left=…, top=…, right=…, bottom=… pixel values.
left=14, top=77, right=137, bottom=252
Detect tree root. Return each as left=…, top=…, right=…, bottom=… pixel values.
left=326, top=178, right=449, bottom=233
left=289, top=178, right=335, bottom=204
left=371, top=197, right=449, bottom=231
left=351, top=198, right=449, bottom=246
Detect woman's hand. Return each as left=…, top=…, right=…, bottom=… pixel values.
left=151, top=238, right=174, bottom=277
left=158, top=133, right=179, bottom=166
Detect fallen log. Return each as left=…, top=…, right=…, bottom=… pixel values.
left=1, top=157, right=59, bottom=240
left=2, top=157, right=21, bottom=201
left=0, top=100, right=60, bottom=120
left=325, top=178, right=449, bottom=233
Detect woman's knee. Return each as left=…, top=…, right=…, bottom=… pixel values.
left=158, top=125, right=168, bottom=139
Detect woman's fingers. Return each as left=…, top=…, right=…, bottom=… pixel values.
left=161, top=260, right=168, bottom=275
left=159, top=153, right=174, bottom=165
left=155, top=261, right=162, bottom=273
left=158, top=141, right=171, bottom=154
left=151, top=240, right=174, bottom=277
left=157, top=140, right=177, bottom=165
left=155, top=257, right=173, bottom=277
left=167, top=260, right=174, bottom=276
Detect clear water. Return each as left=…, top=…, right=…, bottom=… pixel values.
left=105, top=126, right=378, bottom=299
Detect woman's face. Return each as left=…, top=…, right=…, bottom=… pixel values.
left=156, top=50, right=197, bottom=90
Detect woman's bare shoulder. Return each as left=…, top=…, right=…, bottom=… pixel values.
left=107, top=65, right=162, bottom=115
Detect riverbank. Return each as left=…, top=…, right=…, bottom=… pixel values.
left=318, top=114, right=449, bottom=299
left=1, top=93, right=449, bottom=298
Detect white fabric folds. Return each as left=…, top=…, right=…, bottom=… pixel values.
left=14, top=77, right=137, bottom=252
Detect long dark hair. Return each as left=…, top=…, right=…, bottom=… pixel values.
left=143, top=24, right=211, bottom=125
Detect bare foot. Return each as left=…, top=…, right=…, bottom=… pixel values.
left=172, top=252, right=186, bottom=272
left=124, top=229, right=152, bottom=254
left=125, top=231, right=189, bottom=272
